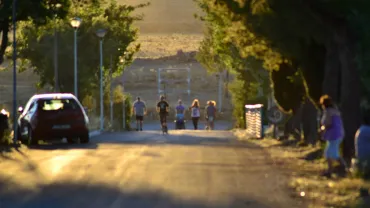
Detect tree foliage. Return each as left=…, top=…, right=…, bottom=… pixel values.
left=195, top=0, right=270, bottom=127
left=195, top=0, right=370, bottom=158
left=0, top=0, right=72, bottom=64
left=16, top=0, right=147, bottom=100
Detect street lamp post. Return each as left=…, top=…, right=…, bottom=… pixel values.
left=12, top=0, right=18, bottom=143
left=96, top=29, right=107, bottom=132
left=70, top=17, right=82, bottom=98
left=53, top=3, right=62, bottom=92
left=119, top=54, right=126, bottom=130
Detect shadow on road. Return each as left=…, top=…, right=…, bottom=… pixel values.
left=0, top=145, right=12, bottom=159
left=14, top=128, right=258, bottom=152
left=0, top=145, right=27, bottom=162
left=93, top=131, right=263, bottom=150
left=27, top=141, right=98, bottom=151
left=0, top=177, right=273, bottom=208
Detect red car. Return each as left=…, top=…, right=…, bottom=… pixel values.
left=17, top=93, right=90, bottom=145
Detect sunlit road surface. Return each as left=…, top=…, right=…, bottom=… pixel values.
left=0, top=123, right=304, bottom=208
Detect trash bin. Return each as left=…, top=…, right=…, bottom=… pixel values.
left=245, top=104, right=264, bottom=139
left=0, top=109, right=10, bottom=142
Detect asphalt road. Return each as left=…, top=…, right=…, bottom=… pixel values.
left=0, top=124, right=304, bottom=208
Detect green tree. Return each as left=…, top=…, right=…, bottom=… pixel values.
left=196, top=0, right=370, bottom=160
left=0, top=0, right=72, bottom=64
left=195, top=1, right=270, bottom=128
left=16, top=0, right=147, bottom=100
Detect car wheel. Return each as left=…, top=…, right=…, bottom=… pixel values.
left=27, top=126, right=38, bottom=145
left=80, top=133, right=89, bottom=144
left=67, top=137, right=77, bottom=144
left=17, top=126, right=25, bottom=144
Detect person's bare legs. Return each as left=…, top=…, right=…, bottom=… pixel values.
left=140, top=120, right=143, bottom=131
left=328, top=159, right=334, bottom=173
left=210, top=121, right=214, bottom=130
left=337, top=157, right=349, bottom=172
left=321, top=158, right=334, bottom=177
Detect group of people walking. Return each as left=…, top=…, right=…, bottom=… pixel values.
left=132, top=96, right=217, bottom=131
left=131, top=93, right=365, bottom=178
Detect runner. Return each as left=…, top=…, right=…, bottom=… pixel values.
left=190, top=99, right=201, bottom=130
left=132, top=96, right=146, bottom=131
left=156, top=95, right=169, bottom=128
left=205, top=101, right=217, bottom=130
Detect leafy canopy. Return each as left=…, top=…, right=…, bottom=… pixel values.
left=0, top=0, right=72, bottom=64
left=16, top=0, right=148, bottom=99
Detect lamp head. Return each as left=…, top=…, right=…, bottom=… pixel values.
left=95, top=29, right=107, bottom=38
left=70, top=17, right=82, bottom=29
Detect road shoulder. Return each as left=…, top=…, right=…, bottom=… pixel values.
left=233, top=129, right=370, bottom=208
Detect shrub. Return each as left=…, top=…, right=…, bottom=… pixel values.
left=0, top=130, right=12, bottom=146
left=83, top=84, right=132, bottom=131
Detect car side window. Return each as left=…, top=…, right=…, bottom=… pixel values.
left=28, top=102, right=37, bottom=113
left=23, top=99, right=35, bottom=113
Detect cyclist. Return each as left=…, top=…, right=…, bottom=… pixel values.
left=156, top=95, right=169, bottom=128
left=205, top=101, right=217, bottom=130
left=132, top=96, right=146, bottom=131
left=175, top=99, right=185, bottom=118
left=175, top=99, right=186, bottom=129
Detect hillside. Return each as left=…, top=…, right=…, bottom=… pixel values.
left=118, top=0, right=204, bottom=34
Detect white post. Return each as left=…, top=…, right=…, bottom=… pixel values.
left=99, top=39, right=104, bottom=131
left=74, top=29, right=78, bottom=97
left=110, top=55, right=113, bottom=126
left=218, top=73, right=222, bottom=112
left=157, top=68, right=161, bottom=96
left=187, top=68, right=191, bottom=105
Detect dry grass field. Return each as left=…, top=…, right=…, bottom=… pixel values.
left=0, top=0, right=232, bottom=118
left=118, top=0, right=204, bottom=34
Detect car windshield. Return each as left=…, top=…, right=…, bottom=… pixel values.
left=39, top=99, right=79, bottom=111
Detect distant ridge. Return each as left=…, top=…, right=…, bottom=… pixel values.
left=117, top=0, right=204, bottom=34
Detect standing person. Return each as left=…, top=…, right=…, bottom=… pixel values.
left=190, top=99, right=201, bottom=130
left=319, top=95, right=348, bottom=177
left=156, top=95, right=169, bottom=128
left=132, top=97, right=146, bottom=131
left=205, top=101, right=217, bottom=130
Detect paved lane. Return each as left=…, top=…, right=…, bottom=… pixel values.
left=0, top=128, right=304, bottom=208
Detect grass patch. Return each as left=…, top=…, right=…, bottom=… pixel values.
left=233, top=129, right=370, bottom=208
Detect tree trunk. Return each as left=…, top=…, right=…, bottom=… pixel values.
left=301, top=98, right=318, bottom=145
left=335, top=27, right=361, bottom=162
left=0, top=19, right=10, bottom=64
left=283, top=105, right=302, bottom=140
left=322, top=40, right=340, bottom=102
